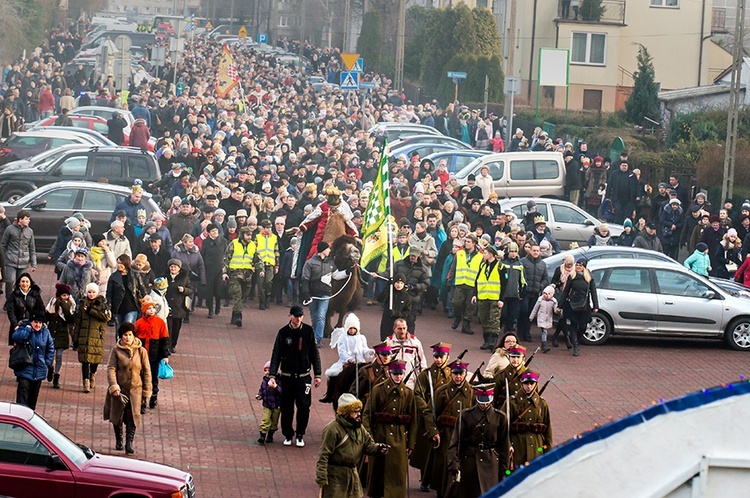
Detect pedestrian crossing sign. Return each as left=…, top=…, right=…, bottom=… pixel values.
left=340, top=71, right=359, bottom=90
left=350, top=58, right=363, bottom=73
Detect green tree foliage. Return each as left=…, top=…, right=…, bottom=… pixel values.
left=580, top=0, right=605, bottom=21
left=625, top=44, right=659, bottom=125
left=357, top=11, right=382, bottom=70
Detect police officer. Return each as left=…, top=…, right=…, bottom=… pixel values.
left=223, top=226, right=257, bottom=327
left=451, top=234, right=482, bottom=335
left=255, top=219, right=279, bottom=310
left=445, top=383, right=511, bottom=497
left=508, top=371, right=553, bottom=468
left=362, top=360, right=418, bottom=498
left=472, top=244, right=504, bottom=350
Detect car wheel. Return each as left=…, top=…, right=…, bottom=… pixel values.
left=3, top=188, right=29, bottom=203
left=581, top=311, right=611, bottom=345
left=725, top=317, right=750, bottom=351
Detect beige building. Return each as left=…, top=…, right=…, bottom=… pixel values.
left=505, top=0, right=733, bottom=113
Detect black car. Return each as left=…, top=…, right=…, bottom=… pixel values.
left=0, top=145, right=161, bottom=203
left=0, top=181, right=162, bottom=253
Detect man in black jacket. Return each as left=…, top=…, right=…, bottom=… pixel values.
left=268, top=305, right=322, bottom=448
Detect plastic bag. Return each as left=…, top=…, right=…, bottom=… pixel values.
left=158, top=359, right=174, bottom=380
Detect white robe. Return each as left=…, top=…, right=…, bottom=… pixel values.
left=325, top=330, right=372, bottom=378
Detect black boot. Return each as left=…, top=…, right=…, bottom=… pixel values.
left=480, top=333, right=491, bottom=350
left=149, top=394, right=158, bottom=409
left=235, top=312, right=242, bottom=328
left=572, top=333, right=580, bottom=356
left=140, top=403, right=146, bottom=415
left=113, top=425, right=124, bottom=451
left=125, top=427, right=135, bottom=454
left=230, top=311, right=239, bottom=325
left=47, top=365, right=54, bottom=382
left=53, top=374, right=60, bottom=389
left=257, top=432, right=267, bottom=445
left=266, top=430, right=275, bottom=443
left=215, top=304, right=221, bottom=315
left=319, top=379, right=336, bottom=403
left=451, top=316, right=461, bottom=330
left=461, top=320, right=474, bottom=335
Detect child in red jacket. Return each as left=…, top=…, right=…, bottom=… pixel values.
left=134, top=302, right=170, bottom=413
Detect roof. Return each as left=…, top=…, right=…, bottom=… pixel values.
left=658, top=84, right=735, bottom=102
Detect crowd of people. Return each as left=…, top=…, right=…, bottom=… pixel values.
left=0, top=16, right=747, bottom=497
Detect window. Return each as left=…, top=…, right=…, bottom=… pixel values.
left=511, top=203, right=548, bottom=222
left=92, top=121, right=109, bottom=135
left=455, top=155, right=477, bottom=171
left=37, top=189, right=79, bottom=210
left=551, top=204, right=587, bottom=224
left=56, top=156, right=88, bottom=177
left=81, top=190, right=119, bottom=211
left=583, top=89, right=603, bottom=111
left=601, top=268, right=651, bottom=293
left=535, top=160, right=560, bottom=179
left=509, top=160, right=533, bottom=180
left=278, top=16, right=289, bottom=27
left=651, top=0, right=679, bottom=7
left=128, top=156, right=151, bottom=178
left=509, top=160, right=559, bottom=181
left=91, top=155, right=122, bottom=179
left=571, top=32, right=606, bottom=65
left=49, top=138, right=77, bottom=148
left=478, top=161, right=503, bottom=180
left=0, top=423, right=51, bottom=466
left=654, top=269, right=711, bottom=298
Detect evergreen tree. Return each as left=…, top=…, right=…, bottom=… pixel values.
left=357, top=11, right=382, bottom=71
left=626, top=44, right=660, bottom=125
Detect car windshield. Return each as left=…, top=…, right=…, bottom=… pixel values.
left=35, top=149, right=70, bottom=171
left=456, top=157, right=484, bottom=178
left=28, top=413, right=89, bottom=467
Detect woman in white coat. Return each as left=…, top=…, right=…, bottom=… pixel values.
left=320, top=313, right=373, bottom=403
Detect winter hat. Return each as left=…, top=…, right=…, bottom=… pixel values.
left=542, top=285, right=555, bottom=297
left=92, top=233, right=105, bottom=245
left=344, top=313, right=361, bottom=334
left=623, top=218, right=633, bottom=229
left=226, top=215, right=238, bottom=230
left=55, top=282, right=72, bottom=297
left=696, top=242, right=708, bottom=252
left=85, top=282, right=99, bottom=294
left=65, top=217, right=81, bottom=229
left=727, top=228, right=738, bottom=238
left=141, top=301, right=156, bottom=314
left=71, top=232, right=85, bottom=242
left=263, top=360, right=271, bottom=371
left=336, top=393, right=363, bottom=416
left=154, top=277, right=168, bottom=291
left=290, top=236, right=299, bottom=246
left=168, top=258, right=182, bottom=268
left=317, top=241, right=330, bottom=253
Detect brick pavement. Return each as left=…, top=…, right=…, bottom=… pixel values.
left=1, top=263, right=748, bottom=496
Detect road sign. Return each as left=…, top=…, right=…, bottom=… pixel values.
left=340, top=71, right=359, bottom=90
left=341, top=53, right=360, bottom=71
left=447, top=71, right=467, bottom=79
left=350, top=58, right=363, bottom=73
left=504, top=76, right=521, bottom=95
left=205, top=21, right=213, bottom=30
left=360, top=81, right=376, bottom=89
left=238, top=26, right=248, bottom=38
left=257, top=33, right=268, bottom=44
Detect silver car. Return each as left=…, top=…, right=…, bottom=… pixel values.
left=584, top=259, right=750, bottom=351
left=499, top=197, right=623, bottom=248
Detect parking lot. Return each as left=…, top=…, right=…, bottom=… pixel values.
left=1, top=263, right=747, bottom=496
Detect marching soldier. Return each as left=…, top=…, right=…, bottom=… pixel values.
left=223, top=226, right=257, bottom=327
left=255, top=219, right=279, bottom=310
left=445, top=383, right=511, bottom=498
left=472, top=244, right=504, bottom=351
left=509, top=371, right=553, bottom=468
left=362, top=360, right=418, bottom=498
left=352, top=342, right=392, bottom=403
left=493, top=345, right=527, bottom=409
left=424, top=358, right=474, bottom=497
left=410, top=342, right=453, bottom=489
left=451, top=233, right=482, bottom=335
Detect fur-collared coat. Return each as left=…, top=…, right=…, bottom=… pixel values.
left=72, top=295, right=111, bottom=364
left=103, top=338, right=152, bottom=428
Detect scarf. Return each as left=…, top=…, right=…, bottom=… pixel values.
left=336, top=415, right=363, bottom=445
left=559, top=264, right=574, bottom=285
left=90, top=246, right=105, bottom=265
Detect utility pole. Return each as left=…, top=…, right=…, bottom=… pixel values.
left=503, top=0, right=517, bottom=144
left=344, top=0, right=351, bottom=52
left=394, top=0, right=406, bottom=94
left=723, top=0, right=746, bottom=201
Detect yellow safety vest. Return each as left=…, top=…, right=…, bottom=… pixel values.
left=455, top=250, right=482, bottom=287
left=229, top=239, right=256, bottom=270
left=256, top=233, right=278, bottom=265
left=378, top=244, right=410, bottom=273
left=476, top=260, right=502, bottom=300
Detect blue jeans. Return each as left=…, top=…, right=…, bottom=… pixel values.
left=308, top=298, right=329, bottom=343
left=114, top=311, right=138, bottom=339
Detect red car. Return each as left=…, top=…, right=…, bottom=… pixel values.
left=0, top=402, right=195, bottom=497
left=36, top=115, right=156, bottom=151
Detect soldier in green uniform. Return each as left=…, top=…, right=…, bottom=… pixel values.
left=363, top=360, right=418, bottom=498
left=493, top=345, right=526, bottom=409
left=411, top=342, right=453, bottom=490
left=352, top=342, right=392, bottom=403
left=445, top=383, right=511, bottom=498
left=222, top=226, right=257, bottom=327
left=316, top=393, right=389, bottom=498
left=509, top=370, right=553, bottom=468
left=424, top=358, right=475, bottom=497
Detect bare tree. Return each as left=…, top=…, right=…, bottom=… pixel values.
left=0, top=0, right=31, bottom=65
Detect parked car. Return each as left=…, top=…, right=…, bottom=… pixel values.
left=0, top=145, right=161, bottom=203
left=584, top=259, right=750, bottom=351
left=69, top=106, right=135, bottom=126
left=498, top=197, right=623, bottom=248
left=20, top=126, right=117, bottom=146
left=388, top=134, right=472, bottom=151
left=0, top=130, right=110, bottom=166
left=0, top=181, right=162, bottom=253
left=368, top=123, right=442, bottom=143
left=421, top=149, right=493, bottom=174
left=542, top=246, right=675, bottom=280
left=33, top=116, right=155, bottom=151
left=0, top=402, right=194, bottom=497
left=389, top=143, right=463, bottom=162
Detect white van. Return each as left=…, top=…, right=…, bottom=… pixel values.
left=455, top=151, right=566, bottom=199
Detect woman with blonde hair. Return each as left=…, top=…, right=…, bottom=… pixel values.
left=558, top=258, right=599, bottom=357
left=716, top=228, right=742, bottom=279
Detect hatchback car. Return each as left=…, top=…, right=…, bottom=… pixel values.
left=1, top=181, right=162, bottom=253
left=0, top=145, right=161, bottom=203
left=0, top=130, right=110, bottom=165
left=499, top=197, right=623, bottom=248
left=583, top=259, right=750, bottom=351
left=0, top=402, right=194, bottom=498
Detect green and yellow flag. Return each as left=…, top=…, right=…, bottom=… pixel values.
left=360, top=141, right=390, bottom=269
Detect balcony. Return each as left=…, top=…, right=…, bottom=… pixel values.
left=555, top=0, right=626, bottom=26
